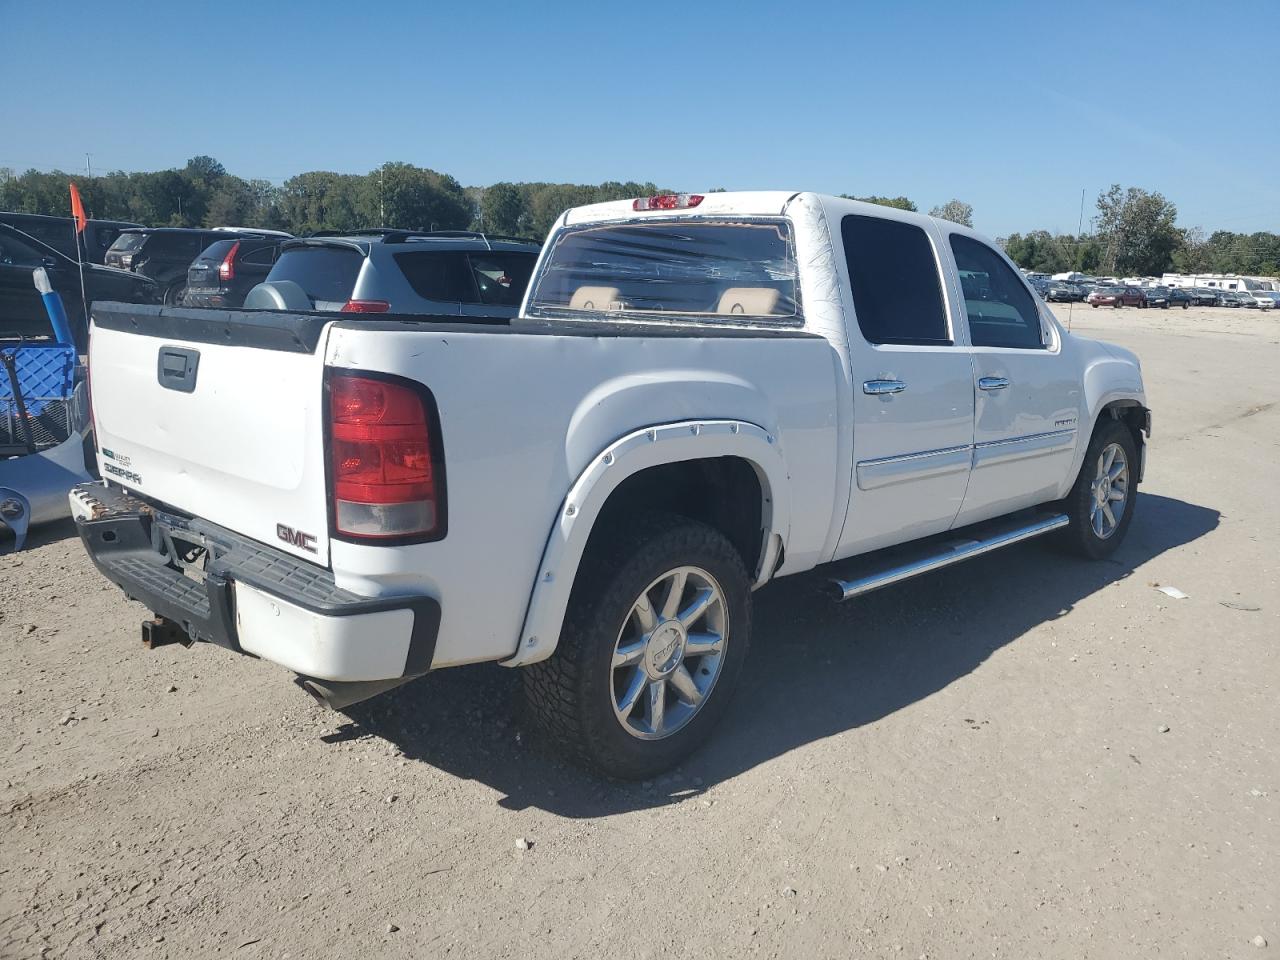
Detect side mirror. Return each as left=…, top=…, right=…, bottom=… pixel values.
left=42, top=257, right=59, bottom=269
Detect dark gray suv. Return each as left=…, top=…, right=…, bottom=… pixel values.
left=247, top=230, right=540, bottom=317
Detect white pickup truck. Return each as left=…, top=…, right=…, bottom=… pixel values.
left=72, top=192, right=1150, bottom=778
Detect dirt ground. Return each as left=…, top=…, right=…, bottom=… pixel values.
left=2, top=305, right=1277, bottom=959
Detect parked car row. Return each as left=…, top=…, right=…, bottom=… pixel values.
left=1034, top=277, right=1276, bottom=310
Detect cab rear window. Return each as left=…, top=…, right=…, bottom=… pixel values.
left=526, top=219, right=801, bottom=322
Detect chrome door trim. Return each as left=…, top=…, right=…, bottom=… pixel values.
left=856, top=443, right=973, bottom=491
left=972, top=428, right=1076, bottom=469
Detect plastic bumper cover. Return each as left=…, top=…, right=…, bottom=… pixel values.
left=69, top=481, right=440, bottom=681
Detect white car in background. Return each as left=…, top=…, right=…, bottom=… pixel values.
left=1249, top=292, right=1277, bottom=310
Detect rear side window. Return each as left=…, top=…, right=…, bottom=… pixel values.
left=267, top=246, right=363, bottom=304
left=469, top=253, right=536, bottom=307
left=240, top=244, right=277, bottom=267
left=841, top=215, right=949, bottom=345
left=527, top=219, right=801, bottom=322
left=394, top=252, right=475, bottom=302
left=949, top=235, right=1045, bottom=349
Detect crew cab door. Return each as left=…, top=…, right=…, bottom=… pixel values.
left=942, top=232, right=1081, bottom=527
left=834, top=213, right=976, bottom=557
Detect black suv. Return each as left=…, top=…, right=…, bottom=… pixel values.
left=0, top=222, right=158, bottom=348
left=183, top=236, right=288, bottom=309
left=105, top=228, right=290, bottom=305
left=0, top=212, right=142, bottom=265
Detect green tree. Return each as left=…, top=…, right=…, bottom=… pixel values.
left=1095, top=185, right=1181, bottom=275
left=929, top=199, right=973, bottom=227
left=479, top=182, right=527, bottom=235
left=840, top=194, right=917, bottom=211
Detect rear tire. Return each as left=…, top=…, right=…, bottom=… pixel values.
left=523, top=512, right=752, bottom=779
left=1055, top=419, right=1138, bottom=559
left=164, top=282, right=187, bottom=306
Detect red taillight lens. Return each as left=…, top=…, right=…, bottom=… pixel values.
left=218, top=241, right=240, bottom=282
left=328, top=372, right=445, bottom=541
left=632, top=193, right=705, bottom=211
left=340, top=300, right=391, bottom=313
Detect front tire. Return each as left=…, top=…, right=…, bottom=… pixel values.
left=1056, top=419, right=1138, bottom=559
left=523, top=512, right=752, bottom=779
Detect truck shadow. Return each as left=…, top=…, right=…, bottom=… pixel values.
left=338, top=493, right=1219, bottom=817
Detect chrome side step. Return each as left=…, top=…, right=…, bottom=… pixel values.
left=827, top=512, right=1069, bottom=601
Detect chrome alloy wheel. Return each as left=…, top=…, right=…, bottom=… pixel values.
left=1090, top=442, right=1129, bottom=539
left=610, top=565, right=728, bottom=740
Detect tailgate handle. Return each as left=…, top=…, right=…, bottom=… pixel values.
left=157, top=346, right=200, bottom=393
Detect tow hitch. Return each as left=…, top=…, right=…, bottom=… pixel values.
left=141, top=616, right=192, bottom=650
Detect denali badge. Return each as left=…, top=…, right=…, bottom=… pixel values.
left=277, top=524, right=318, bottom=553
left=102, top=461, right=142, bottom=485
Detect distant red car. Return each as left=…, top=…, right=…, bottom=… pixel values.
left=1088, top=286, right=1146, bottom=308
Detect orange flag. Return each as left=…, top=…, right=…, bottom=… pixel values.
left=69, top=182, right=88, bottom=235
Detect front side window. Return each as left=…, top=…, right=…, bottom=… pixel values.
left=949, top=234, right=1046, bottom=350
left=527, top=219, right=801, bottom=322
left=0, top=230, right=47, bottom=266
left=841, top=214, right=950, bottom=345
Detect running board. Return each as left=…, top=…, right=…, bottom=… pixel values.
left=826, top=512, right=1069, bottom=601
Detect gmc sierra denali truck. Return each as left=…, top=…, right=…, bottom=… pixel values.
left=71, top=192, right=1150, bottom=778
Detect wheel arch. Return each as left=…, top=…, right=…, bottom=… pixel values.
left=503, top=419, right=790, bottom=667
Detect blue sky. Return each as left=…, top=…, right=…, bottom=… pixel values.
left=2, top=0, right=1277, bottom=237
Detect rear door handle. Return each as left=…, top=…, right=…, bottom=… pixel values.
left=863, top=379, right=907, bottom=396
left=978, top=376, right=1010, bottom=391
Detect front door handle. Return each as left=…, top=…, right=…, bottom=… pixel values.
left=863, top=379, right=907, bottom=396
left=978, top=376, right=1010, bottom=391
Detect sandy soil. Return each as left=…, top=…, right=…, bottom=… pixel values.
left=1, top=306, right=1277, bottom=959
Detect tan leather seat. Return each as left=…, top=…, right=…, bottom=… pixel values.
left=568, top=286, right=621, bottom=310
left=716, top=287, right=780, bottom=316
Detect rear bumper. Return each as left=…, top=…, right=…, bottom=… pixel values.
left=69, top=481, right=440, bottom=681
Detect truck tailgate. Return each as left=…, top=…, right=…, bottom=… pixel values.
left=88, top=304, right=333, bottom=565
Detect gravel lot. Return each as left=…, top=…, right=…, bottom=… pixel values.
left=2, top=305, right=1277, bottom=959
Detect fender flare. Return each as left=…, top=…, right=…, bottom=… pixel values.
left=502, top=419, right=791, bottom=667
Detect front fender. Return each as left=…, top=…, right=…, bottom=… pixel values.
left=503, top=419, right=790, bottom=667
left=1060, top=336, right=1148, bottom=493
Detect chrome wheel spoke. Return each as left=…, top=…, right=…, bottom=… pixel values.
left=678, top=588, right=717, bottom=630
left=669, top=665, right=702, bottom=705
left=1091, top=505, right=1104, bottom=536
left=684, top=632, right=723, bottom=657
left=647, top=680, right=666, bottom=734
left=617, top=668, right=647, bottom=718
left=660, top=571, right=688, bottom=620
left=613, top=639, right=646, bottom=669
left=1101, top=502, right=1117, bottom=530
left=1108, top=488, right=1126, bottom=502
left=1108, top=462, right=1126, bottom=482
left=632, top=592, right=658, bottom=633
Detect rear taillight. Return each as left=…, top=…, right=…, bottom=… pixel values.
left=327, top=371, right=446, bottom=542
left=632, top=193, right=704, bottom=211
left=218, top=241, right=240, bottom=282
left=340, top=300, right=390, bottom=313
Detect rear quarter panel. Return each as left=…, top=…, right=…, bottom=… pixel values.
left=324, top=323, right=843, bottom=667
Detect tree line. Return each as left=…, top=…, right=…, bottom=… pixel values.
left=1, top=158, right=1275, bottom=278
